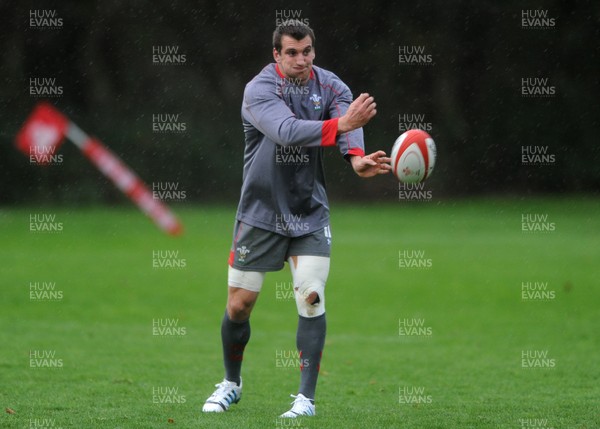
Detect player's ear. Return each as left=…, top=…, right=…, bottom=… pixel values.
left=273, top=48, right=280, bottom=63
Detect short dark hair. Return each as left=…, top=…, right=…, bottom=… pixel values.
left=273, top=21, right=315, bottom=52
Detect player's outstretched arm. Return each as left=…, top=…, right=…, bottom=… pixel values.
left=338, top=93, right=390, bottom=177
left=337, top=93, right=377, bottom=135
left=349, top=151, right=391, bottom=178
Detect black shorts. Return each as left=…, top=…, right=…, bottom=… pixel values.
left=228, top=221, right=332, bottom=272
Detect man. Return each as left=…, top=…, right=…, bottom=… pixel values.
left=202, top=21, right=391, bottom=418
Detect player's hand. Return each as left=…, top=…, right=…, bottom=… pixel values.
left=350, top=151, right=391, bottom=178
left=338, top=93, right=377, bottom=134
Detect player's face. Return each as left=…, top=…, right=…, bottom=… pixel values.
left=273, top=35, right=315, bottom=84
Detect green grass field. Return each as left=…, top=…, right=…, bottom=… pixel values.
left=1, top=198, right=599, bottom=428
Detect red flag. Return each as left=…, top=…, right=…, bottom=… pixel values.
left=15, top=102, right=68, bottom=165
left=14, top=103, right=183, bottom=235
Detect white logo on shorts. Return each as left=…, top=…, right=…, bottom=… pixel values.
left=237, top=245, right=251, bottom=262
left=324, top=226, right=332, bottom=245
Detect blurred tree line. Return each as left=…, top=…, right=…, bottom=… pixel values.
left=0, top=0, right=598, bottom=205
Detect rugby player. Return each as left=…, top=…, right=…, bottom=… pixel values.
left=203, top=21, right=391, bottom=417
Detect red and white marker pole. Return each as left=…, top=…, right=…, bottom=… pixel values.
left=66, top=123, right=183, bottom=235
left=15, top=102, right=183, bottom=236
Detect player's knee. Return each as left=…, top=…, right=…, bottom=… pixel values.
left=227, top=298, right=253, bottom=321
left=294, top=281, right=325, bottom=318
left=289, top=255, right=329, bottom=318
left=306, top=290, right=320, bottom=305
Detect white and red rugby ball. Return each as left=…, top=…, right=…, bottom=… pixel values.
left=391, top=129, right=436, bottom=183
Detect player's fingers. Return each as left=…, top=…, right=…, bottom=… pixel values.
left=363, top=157, right=378, bottom=166
left=363, top=97, right=375, bottom=108
left=368, top=152, right=385, bottom=162
left=355, top=93, right=370, bottom=103
left=370, top=150, right=387, bottom=158
left=366, top=152, right=381, bottom=160
left=356, top=95, right=373, bottom=108
left=379, top=162, right=391, bottom=170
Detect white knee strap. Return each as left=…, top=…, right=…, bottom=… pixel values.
left=228, top=266, right=265, bottom=292
left=289, top=256, right=330, bottom=318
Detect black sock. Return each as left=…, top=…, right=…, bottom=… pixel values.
left=296, top=313, right=326, bottom=400
left=221, top=310, right=250, bottom=386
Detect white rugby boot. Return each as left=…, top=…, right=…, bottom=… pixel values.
left=202, top=378, right=242, bottom=412
left=280, top=393, right=315, bottom=417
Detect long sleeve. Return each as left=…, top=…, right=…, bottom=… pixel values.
left=242, top=79, right=338, bottom=148
left=326, top=82, right=366, bottom=159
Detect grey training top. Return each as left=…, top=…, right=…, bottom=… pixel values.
left=235, top=63, right=365, bottom=237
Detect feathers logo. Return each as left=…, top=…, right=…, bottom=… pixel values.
left=310, top=93, right=321, bottom=110
left=237, top=246, right=251, bottom=262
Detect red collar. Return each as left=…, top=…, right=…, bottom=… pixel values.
left=275, top=64, right=315, bottom=80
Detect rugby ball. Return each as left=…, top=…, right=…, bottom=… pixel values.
left=391, top=129, right=436, bottom=183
